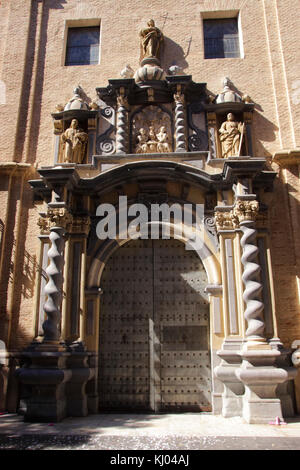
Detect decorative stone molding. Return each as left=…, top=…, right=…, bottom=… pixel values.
left=68, top=215, right=91, bottom=235
left=53, top=119, right=63, bottom=135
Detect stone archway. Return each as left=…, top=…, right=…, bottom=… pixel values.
left=98, top=237, right=212, bottom=412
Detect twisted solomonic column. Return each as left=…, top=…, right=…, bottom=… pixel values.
left=174, top=91, right=187, bottom=152
left=231, top=197, right=296, bottom=423
left=41, top=208, right=71, bottom=348
left=233, top=199, right=265, bottom=343
left=43, top=229, right=64, bottom=342
left=115, top=94, right=129, bottom=154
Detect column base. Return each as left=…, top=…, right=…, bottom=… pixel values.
left=16, top=352, right=71, bottom=422
left=214, top=339, right=244, bottom=418
left=241, top=396, right=283, bottom=424
left=236, top=346, right=294, bottom=424
left=66, top=351, right=95, bottom=417
left=15, top=347, right=97, bottom=422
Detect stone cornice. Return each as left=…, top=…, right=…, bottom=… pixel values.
left=0, top=162, right=36, bottom=177
left=272, top=149, right=300, bottom=168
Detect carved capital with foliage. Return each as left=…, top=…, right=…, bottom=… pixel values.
left=174, top=92, right=185, bottom=105
left=38, top=207, right=73, bottom=234
left=232, top=200, right=259, bottom=224
left=116, top=88, right=129, bottom=109
left=215, top=210, right=237, bottom=232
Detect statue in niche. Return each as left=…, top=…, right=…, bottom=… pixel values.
left=61, top=119, right=88, bottom=163
left=135, top=125, right=172, bottom=154
left=219, top=113, right=244, bottom=158
left=139, top=19, right=163, bottom=63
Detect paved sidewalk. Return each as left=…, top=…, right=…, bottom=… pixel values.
left=1, top=413, right=300, bottom=450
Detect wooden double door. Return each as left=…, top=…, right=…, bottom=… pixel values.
left=98, top=239, right=211, bottom=412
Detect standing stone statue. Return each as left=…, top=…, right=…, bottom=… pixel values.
left=139, top=19, right=163, bottom=63
left=61, top=119, right=88, bottom=164
left=219, top=113, right=244, bottom=158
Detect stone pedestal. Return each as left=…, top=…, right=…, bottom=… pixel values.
left=272, top=342, right=297, bottom=417
left=66, top=352, right=95, bottom=417
left=0, top=352, right=9, bottom=412
left=16, top=352, right=72, bottom=422
left=214, top=340, right=244, bottom=417
left=86, top=353, right=99, bottom=413
left=236, top=348, right=291, bottom=424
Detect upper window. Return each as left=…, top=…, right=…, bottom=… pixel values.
left=203, top=18, right=240, bottom=59
left=65, top=26, right=100, bottom=66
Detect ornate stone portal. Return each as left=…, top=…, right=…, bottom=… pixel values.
left=15, top=19, right=298, bottom=424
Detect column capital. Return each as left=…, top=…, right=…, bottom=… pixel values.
left=232, top=199, right=259, bottom=225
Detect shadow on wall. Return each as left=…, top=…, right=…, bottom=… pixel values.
left=161, top=36, right=190, bottom=74
left=0, top=182, right=39, bottom=351
left=14, top=0, right=67, bottom=164
left=0, top=220, right=38, bottom=301
left=268, top=174, right=300, bottom=347
left=253, top=110, right=278, bottom=157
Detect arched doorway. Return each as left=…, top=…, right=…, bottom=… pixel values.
left=98, top=238, right=212, bottom=412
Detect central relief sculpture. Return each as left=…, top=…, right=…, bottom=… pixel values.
left=132, top=106, right=173, bottom=154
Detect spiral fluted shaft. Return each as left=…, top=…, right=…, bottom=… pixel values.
left=240, top=221, right=265, bottom=340
left=43, top=227, right=65, bottom=342
left=116, top=103, right=127, bottom=154
left=174, top=98, right=187, bottom=152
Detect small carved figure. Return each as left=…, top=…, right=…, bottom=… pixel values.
left=219, top=113, right=244, bottom=158
left=139, top=19, right=163, bottom=63
left=148, top=126, right=157, bottom=152
left=135, top=125, right=172, bottom=154
left=61, top=119, right=88, bottom=164
left=136, top=128, right=149, bottom=153
left=157, top=126, right=172, bottom=153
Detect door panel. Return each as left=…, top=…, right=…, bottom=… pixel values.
left=98, top=240, right=153, bottom=410
left=154, top=240, right=211, bottom=412
left=98, top=239, right=211, bottom=412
